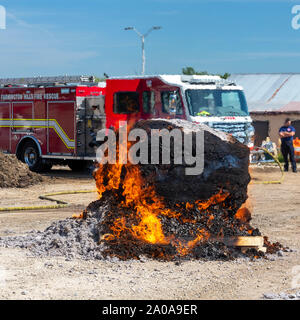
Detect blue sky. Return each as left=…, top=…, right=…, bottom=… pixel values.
left=0, top=0, right=300, bottom=77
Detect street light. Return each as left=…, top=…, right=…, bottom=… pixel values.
left=124, top=26, right=162, bottom=75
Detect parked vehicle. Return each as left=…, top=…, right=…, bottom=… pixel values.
left=0, top=74, right=254, bottom=172
left=104, top=75, right=254, bottom=147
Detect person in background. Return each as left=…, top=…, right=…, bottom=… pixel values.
left=279, top=118, right=297, bottom=173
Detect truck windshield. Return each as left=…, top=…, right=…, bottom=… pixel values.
left=185, top=89, right=249, bottom=117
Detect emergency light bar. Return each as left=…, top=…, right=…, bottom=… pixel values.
left=181, top=75, right=235, bottom=86
left=0, top=75, right=96, bottom=86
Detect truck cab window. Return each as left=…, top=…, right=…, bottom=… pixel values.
left=142, top=91, right=155, bottom=114
left=185, top=89, right=248, bottom=117
left=161, top=90, right=183, bottom=115
left=114, top=92, right=140, bottom=114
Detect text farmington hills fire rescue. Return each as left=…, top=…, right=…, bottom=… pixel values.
left=0, top=93, right=60, bottom=101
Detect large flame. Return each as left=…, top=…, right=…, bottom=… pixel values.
left=94, top=154, right=232, bottom=256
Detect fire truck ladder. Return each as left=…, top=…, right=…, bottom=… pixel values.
left=0, top=75, right=96, bottom=86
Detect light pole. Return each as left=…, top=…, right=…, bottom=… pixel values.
left=124, top=26, right=162, bottom=75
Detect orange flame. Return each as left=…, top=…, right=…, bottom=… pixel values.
left=94, top=153, right=231, bottom=255
left=175, top=228, right=210, bottom=256
left=120, top=165, right=173, bottom=245
left=235, top=207, right=251, bottom=224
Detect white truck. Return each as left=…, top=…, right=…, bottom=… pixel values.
left=159, top=74, right=255, bottom=147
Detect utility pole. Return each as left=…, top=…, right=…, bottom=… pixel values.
left=124, top=26, right=162, bottom=75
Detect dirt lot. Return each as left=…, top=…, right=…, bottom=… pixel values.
left=0, top=165, right=299, bottom=300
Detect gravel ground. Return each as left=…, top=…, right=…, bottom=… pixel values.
left=0, top=166, right=299, bottom=300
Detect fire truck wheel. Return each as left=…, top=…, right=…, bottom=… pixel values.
left=67, top=160, right=87, bottom=172
left=21, top=141, right=45, bottom=172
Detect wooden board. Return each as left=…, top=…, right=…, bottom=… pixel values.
left=213, top=236, right=264, bottom=247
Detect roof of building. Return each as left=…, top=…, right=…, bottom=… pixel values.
left=229, top=73, right=300, bottom=113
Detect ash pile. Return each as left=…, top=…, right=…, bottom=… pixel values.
left=0, top=152, right=43, bottom=188
left=0, top=120, right=281, bottom=261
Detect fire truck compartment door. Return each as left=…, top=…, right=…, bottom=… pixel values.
left=12, top=102, right=34, bottom=132
left=0, top=102, right=11, bottom=152
left=47, top=102, right=75, bottom=154
left=84, top=96, right=106, bottom=156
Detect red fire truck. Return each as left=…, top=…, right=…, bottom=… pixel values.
left=0, top=74, right=254, bottom=172
left=0, top=76, right=106, bottom=171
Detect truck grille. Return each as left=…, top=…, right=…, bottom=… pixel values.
left=211, top=122, right=247, bottom=144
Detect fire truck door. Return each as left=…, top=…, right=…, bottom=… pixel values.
left=11, top=102, right=34, bottom=151
left=47, top=102, right=75, bottom=154
left=0, top=102, right=11, bottom=152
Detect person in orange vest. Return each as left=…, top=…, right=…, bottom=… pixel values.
left=279, top=118, right=297, bottom=173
